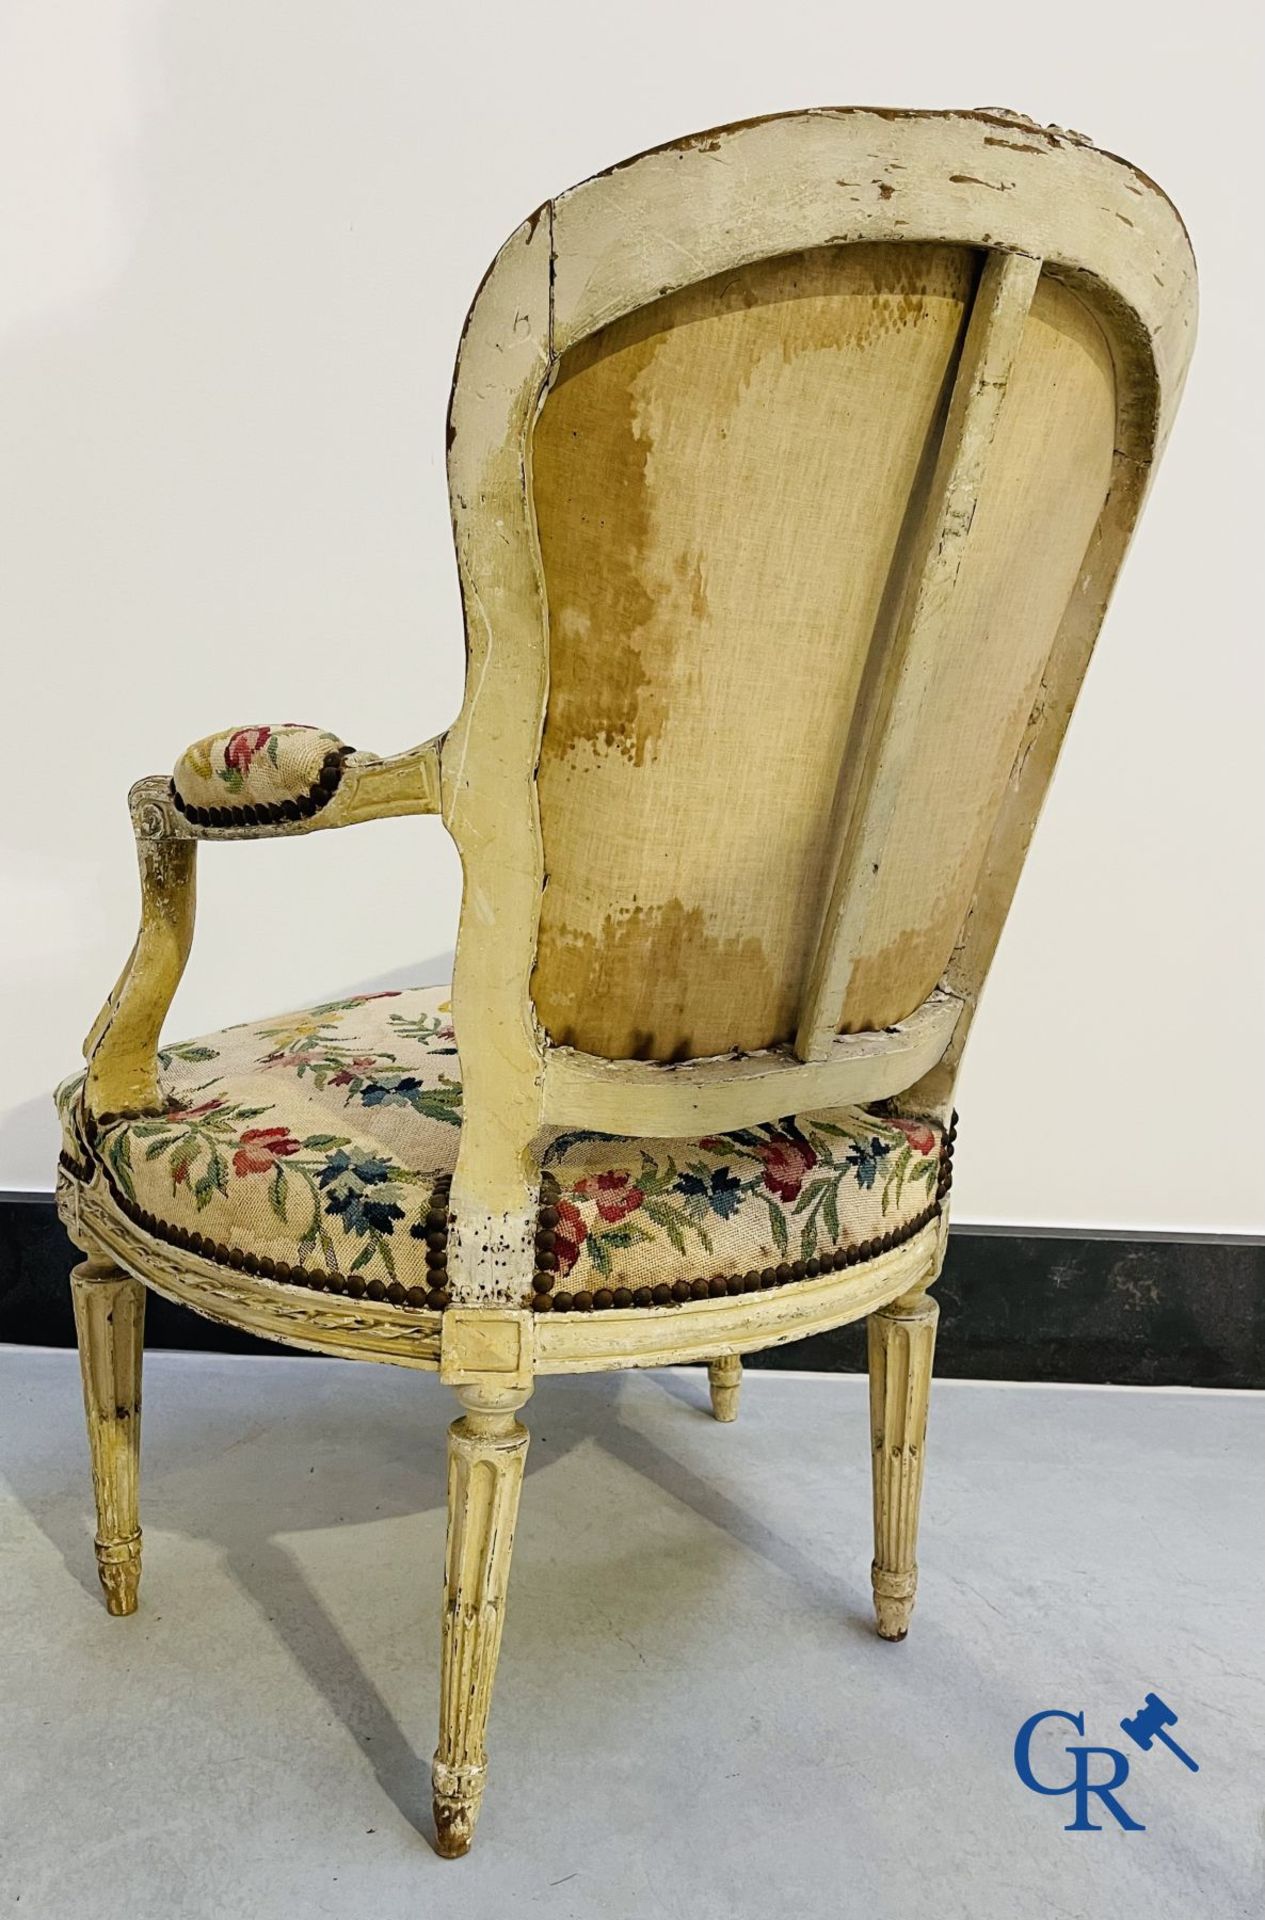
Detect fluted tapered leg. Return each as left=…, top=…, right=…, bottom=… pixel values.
left=432, top=1383, right=530, bottom=1858
left=70, top=1258, right=145, bottom=1616
left=707, top=1354, right=742, bottom=1422
left=868, top=1289, right=938, bottom=1641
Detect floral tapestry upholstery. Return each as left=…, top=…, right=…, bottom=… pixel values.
left=57, top=987, right=949, bottom=1310
left=171, top=724, right=353, bottom=828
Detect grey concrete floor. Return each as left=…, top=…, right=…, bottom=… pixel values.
left=0, top=1348, right=1261, bottom=1920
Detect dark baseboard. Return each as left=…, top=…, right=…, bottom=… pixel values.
left=2, top=1195, right=1261, bottom=1387
left=755, top=1228, right=1265, bottom=1388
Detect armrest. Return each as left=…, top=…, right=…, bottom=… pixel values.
left=78, top=728, right=445, bottom=1123
left=169, top=724, right=443, bottom=835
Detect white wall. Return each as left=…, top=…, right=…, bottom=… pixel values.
left=3, top=0, right=1262, bottom=1231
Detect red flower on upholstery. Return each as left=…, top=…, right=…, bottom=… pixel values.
left=329, top=1056, right=380, bottom=1087
left=552, top=1199, right=588, bottom=1276
left=890, top=1117, right=937, bottom=1156
left=573, top=1170, right=645, bottom=1223
left=233, top=1126, right=302, bottom=1177
left=756, top=1132, right=818, bottom=1202
left=261, top=1047, right=320, bottom=1071
left=167, top=1097, right=224, bottom=1120
left=224, top=727, right=271, bottom=776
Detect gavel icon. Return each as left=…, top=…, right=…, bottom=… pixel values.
left=1119, top=1693, right=1199, bottom=1772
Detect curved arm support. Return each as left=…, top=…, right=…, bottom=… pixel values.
left=80, top=734, right=446, bottom=1125
left=83, top=779, right=197, bottom=1120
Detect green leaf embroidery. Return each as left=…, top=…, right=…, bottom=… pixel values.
left=598, top=1222, right=651, bottom=1252
left=157, top=1043, right=220, bottom=1067
left=644, top=1200, right=689, bottom=1255
left=587, top=1239, right=612, bottom=1277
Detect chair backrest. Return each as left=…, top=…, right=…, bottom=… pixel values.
left=440, top=108, right=1195, bottom=1303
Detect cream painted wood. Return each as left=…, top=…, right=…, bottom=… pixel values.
left=868, top=1289, right=939, bottom=1640
left=708, top=1355, right=742, bottom=1423
left=796, top=250, right=1041, bottom=1056
left=440, top=1308, right=535, bottom=1395
left=833, top=274, right=1118, bottom=1034
left=441, top=209, right=555, bottom=1304
left=84, top=781, right=196, bottom=1119
left=540, top=989, right=961, bottom=1136
left=70, top=1259, right=145, bottom=1616
left=432, top=1383, right=531, bottom=1858
left=55, top=108, right=1197, bottom=1859
left=324, top=736, right=445, bottom=827
left=550, top=111, right=1194, bottom=404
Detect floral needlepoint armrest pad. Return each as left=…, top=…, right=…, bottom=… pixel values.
left=171, top=725, right=355, bottom=828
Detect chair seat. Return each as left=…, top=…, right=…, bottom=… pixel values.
left=59, top=986, right=950, bottom=1311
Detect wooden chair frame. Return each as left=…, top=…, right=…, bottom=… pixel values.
left=57, top=107, right=1195, bottom=1856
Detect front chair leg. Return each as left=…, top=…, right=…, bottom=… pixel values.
left=70, top=1257, right=145, bottom=1616
left=707, top=1353, right=742, bottom=1422
left=868, top=1288, right=939, bottom=1642
left=432, top=1383, right=531, bottom=1858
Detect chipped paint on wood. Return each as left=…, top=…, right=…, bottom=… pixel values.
left=797, top=248, right=1047, bottom=1055
left=836, top=274, right=1119, bottom=1032
left=540, top=990, right=962, bottom=1136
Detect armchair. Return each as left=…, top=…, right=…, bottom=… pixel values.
left=56, top=106, right=1195, bottom=1865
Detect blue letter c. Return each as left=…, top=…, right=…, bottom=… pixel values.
left=1014, top=1709, right=1085, bottom=1795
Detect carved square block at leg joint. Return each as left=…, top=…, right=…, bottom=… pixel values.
left=440, top=1309, right=535, bottom=1391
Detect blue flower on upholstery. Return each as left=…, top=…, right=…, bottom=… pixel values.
left=677, top=1166, right=745, bottom=1219
left=844, top=1136, right=892, bottom=1189
left=357, top=1071, right=462, bottom=1125
left=317, top=1149, right=408, bottom=1237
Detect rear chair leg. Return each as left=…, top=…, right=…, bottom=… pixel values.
left=868, top=1289, right=938, bottom=1641
left=433, top=1383, right=531, bottom=1858
left=707, top=1354, right=742, bottom=1422
left=70, top=1257, right=145, bottom=1616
